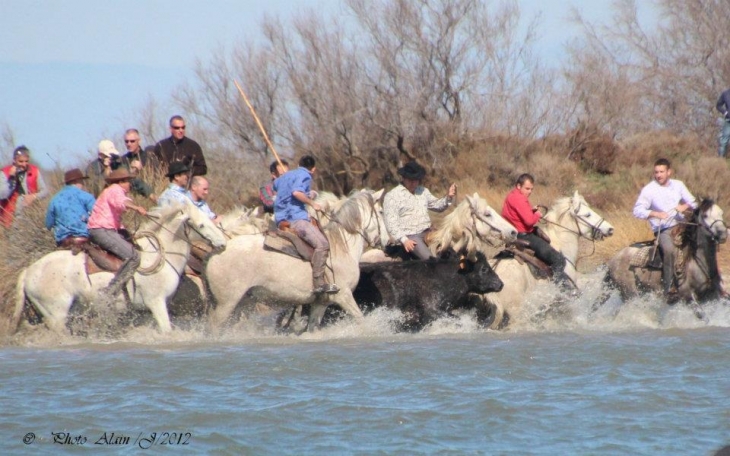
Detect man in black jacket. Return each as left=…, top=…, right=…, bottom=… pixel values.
left=153, top=115, right=207, bottom=177
left=120, top=128, right=157, bottom=202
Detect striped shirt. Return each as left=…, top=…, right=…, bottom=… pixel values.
left=633, top=179, right=697, bottom=232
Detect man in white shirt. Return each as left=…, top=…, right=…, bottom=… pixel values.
left=187, top=176, right=222, bottom=224
left=633, top=158, right=697, bottom=301
left=382, top=161, right=456, bottom=260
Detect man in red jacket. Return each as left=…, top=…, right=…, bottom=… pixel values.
left=1, top=145, right=48, bottom=227
left=501, top=173, right=573, bottom=290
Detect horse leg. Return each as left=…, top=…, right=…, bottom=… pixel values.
left=146, top=298, right=173, bottom=333
left=307, top=301, right=329, bottom=332
left=10, top=268, right=28, bottom=333
left=331, top=290, right=364, bottom=320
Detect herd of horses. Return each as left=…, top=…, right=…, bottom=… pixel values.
left=9, top=189, right=729, bottom=336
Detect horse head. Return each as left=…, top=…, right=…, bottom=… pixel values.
left=327, top=189, right=386, bottom=251
left=466, top=192, right=517, bottom=243
left=564, top=191, right=614, bottom=240
left=180, top=199, right=227, bottom=250
left=695, top=198, right=727, bottom=244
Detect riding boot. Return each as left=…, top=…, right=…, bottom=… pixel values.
left=555, top=271, right=579, bottom=297
left=311, top=250, right=339, bottom=294
left=100, top=253, right=140, bottom=301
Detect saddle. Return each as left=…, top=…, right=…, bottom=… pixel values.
left=57, top=236, right=124, bottom=275
left=186, top=241, right=213, bottom=276
left=629, top=226, right=686, bottom=270
left=496, top=239, right=552, bottom=279
left=262, top=221, right=314, bottom=261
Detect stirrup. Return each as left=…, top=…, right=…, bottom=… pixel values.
left=313, top=283, right=340, bottom=294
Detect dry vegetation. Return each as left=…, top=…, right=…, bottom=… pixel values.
left=2, top=0, right=730, bottom=334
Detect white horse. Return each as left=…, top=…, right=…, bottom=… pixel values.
left=12, top=199, right=227, bottom=334
left=606, top=199, right=727, bottom=304
left=481, top=191, right=614, bottom=329
left=206, top=189, right=386, bottom=331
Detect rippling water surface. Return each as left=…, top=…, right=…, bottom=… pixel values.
left=2, top=277, right=730, bottom=455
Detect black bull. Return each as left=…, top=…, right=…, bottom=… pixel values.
left=342, top=252, right=504, bottom=331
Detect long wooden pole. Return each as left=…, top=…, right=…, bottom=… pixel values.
left=233, top=79, right=284, bottom=170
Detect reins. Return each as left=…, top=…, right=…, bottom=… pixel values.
left=539, top=200, right=607, bottom=265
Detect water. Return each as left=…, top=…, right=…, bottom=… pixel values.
left=2, top=277, right=730, bottom=455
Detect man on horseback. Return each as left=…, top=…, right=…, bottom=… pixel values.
left=45, top=168, right=95, bottom=246
left=633, top=158, right=697, bottom=303
left=501, top=173, right=574, bottom=291
left=382, top=161, right=457, bottom=260
left=87, top=168, right=148, bottom=302
left=157, top=162, right=191, bottom=206
left=274, top=155, right=339, bottom=294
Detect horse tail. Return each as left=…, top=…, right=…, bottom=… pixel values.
left=11, top=268, right=28, bottom=333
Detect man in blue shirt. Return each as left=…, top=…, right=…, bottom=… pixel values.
left=45, top=168, right=96, bottom=246
left=157, top=161, right=190, bottom=207
left=274, top=155, right=339, bottom=294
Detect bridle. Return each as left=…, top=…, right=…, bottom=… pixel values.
left=543, top=200, right=609, bottom=242
left=471, top=209, right=507, bottom=247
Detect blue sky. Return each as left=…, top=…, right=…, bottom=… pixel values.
left=0, top=0, right=652, bottom=170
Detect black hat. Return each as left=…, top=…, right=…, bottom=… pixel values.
left=397, top=161, right=426, bottom=180
left=166, top=161, right=190, bottom=177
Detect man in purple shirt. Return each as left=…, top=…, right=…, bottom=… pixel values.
left=633, top=158, right=697, bottom=301
left=274, top=155, right=339, bottom=294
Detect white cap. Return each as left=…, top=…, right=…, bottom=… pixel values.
left=97, top=139, right=119, bottom=157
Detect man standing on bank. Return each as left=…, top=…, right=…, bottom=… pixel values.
left=153, top=115, right=207, bottom=177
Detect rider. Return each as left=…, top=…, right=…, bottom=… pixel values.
left=274, top=155, right=339, bottom=294
left=382, top=161, right=457, bottom=260
left=501, top=173, right=574, bottom=290
left=45, top=168, right=96, bottom=246
left=633, top=158, right=697, bottom=303
left=87, top=168, right=148, bottom=302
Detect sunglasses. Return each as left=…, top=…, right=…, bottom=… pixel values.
left=124, top=139, right=138, bottom=143
left=172, top=126, right=186, bottom=130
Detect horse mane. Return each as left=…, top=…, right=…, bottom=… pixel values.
left=543, top=194, right=579, bottom=224
left=141, top=202, right=189, bottom=232
left=325, top=190, right=374, bottom=252
left=219, top=206, right=269, bottom=236
left=428, top=198, right=478, bottom=257
left=682, top=198, right=715, bottom=251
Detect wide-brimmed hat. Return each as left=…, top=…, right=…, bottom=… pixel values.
left=166, top=161, right=190, bottom=177
left=105, top=168, right=133, bottom=183
left=98, top=139, right=119, bottom=157
left=64, top=168, right=88, bottom=184
left=397, top=161, right=426, bottom=180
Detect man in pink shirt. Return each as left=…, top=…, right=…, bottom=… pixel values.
left=88, top=168, right=148, bottom=301
left=502, top=173, right=573, bottom=290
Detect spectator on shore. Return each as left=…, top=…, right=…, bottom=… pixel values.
left=45, top=168, right=95, bottom=246
left=119, top=128, right=157, bottom=202
left=716, top=87, right=730, bottom=158
left=153, top=115, right=206, bottom=178
left=86, top=139, right=121, bottom=197
left=1, top=145, right=49, bottom=227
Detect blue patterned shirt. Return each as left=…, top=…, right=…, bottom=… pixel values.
left=273, top=167, right=312, bottom=224
left=45, top=185, right=96, bottom=243
left=158, top=183, right=189, bottom=207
